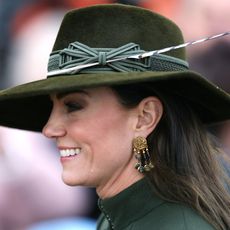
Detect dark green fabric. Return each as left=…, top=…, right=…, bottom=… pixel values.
left=53, top=4, right=185, bottom=60
left=97, top=178, right=214, bottom=230
left=0, top=4, right=229, bottom=131
left=0, top=71, right=229, bottom=131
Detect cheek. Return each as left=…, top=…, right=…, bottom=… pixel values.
left=94, top=110, right=133, bottom=141
left=98, top=116, right=134, bottom=165
left=68, top=109, right=134, bottom=156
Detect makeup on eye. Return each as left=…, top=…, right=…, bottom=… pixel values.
left=61, top=91, right=89, bottom=113
left=64, top=101, right=84, bottom=113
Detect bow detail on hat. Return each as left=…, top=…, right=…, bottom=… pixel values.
left=48, top=42, right=149, bottom=74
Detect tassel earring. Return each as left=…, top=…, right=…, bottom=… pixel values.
left=133, top=136, right=154, bottom=173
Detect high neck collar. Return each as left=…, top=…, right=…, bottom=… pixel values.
left=98, top=177, right=164, bottom=229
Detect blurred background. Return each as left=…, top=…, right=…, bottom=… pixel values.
left=0, top=0, right=229, bottom=230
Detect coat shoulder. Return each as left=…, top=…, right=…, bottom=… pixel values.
left=129, top=202, right=215, bottom=230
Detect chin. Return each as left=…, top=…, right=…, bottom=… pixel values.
left=61, top=173, right=82, bottom=186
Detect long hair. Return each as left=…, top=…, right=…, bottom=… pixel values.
left=111, top=83, right=230, bottom=230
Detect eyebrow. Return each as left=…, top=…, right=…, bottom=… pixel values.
left=56, top=90, right=89, bottom=99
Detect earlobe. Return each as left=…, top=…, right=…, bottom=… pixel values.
left=135, top=97, right=163, bottom=136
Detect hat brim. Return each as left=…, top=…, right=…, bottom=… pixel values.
left=0, top=70, right=229, bottom=132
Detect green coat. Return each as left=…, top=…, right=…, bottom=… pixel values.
left=97, top=178, right=214, bottom=230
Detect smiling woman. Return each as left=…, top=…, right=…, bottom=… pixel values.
left=43, top=87, right=146, bottom=193
left=0, top=4, right=229, bottom=230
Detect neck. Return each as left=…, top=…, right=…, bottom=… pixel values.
left=96, top=165, right=144, bottom=199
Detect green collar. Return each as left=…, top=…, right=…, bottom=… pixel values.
left=98, top=178, right=164, bottom=229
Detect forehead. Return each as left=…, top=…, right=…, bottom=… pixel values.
left=56, top=90, right=89, bottom=99
left=49, top=90, right=86, bottom=101
left=50, top=86, right=117, bottom=101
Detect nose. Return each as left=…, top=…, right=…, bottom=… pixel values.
left=42, top=110, right=66, bottom=139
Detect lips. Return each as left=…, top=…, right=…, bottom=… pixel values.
left=59, top=148, right=81, bottom=157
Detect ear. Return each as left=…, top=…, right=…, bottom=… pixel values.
left=134, top=97, right=163, bottom=137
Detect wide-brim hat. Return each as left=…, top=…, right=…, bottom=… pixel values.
left=0, top=4, right=229, bottom=132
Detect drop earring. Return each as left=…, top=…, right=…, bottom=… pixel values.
left=133, top=136, right=154, bottom=173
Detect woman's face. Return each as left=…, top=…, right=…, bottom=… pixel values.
left=42, top=87, right=139, bottom=190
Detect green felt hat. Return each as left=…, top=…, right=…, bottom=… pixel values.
left=0, top=4, right=229, bottom=132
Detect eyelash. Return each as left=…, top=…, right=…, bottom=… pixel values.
left=64, top=102, right=83, bottom=113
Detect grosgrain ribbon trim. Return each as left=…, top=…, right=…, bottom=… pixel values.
left=48, top=42, right=149, bottom=74
left=47, top=42, right=189, bottom=76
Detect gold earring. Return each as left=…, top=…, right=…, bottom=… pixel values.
left=133, top=136, right=154, bottom=173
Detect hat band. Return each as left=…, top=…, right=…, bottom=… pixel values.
left=47, top=42, right=189, bottom=77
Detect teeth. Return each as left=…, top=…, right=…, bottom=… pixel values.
left=60, top=148, right=80, bottom=157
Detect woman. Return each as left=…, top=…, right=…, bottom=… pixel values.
left=0, top=4, right=229, bottom=230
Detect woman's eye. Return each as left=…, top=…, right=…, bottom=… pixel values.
left=64, top=102, right=83, bottom=113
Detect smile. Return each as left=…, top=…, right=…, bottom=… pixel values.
left=59, top=148, right=81, bottom=157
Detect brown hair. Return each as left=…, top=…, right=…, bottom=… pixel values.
left=111, top=83, right=230, bottom=230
